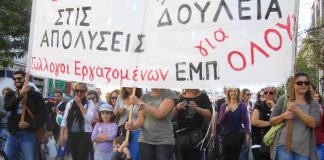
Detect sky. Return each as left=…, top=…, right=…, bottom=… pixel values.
left=299, top=0, right=315, bottom=36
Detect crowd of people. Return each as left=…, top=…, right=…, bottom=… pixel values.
left=0, top=70, right=323, bottom=160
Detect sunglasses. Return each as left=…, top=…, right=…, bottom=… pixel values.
left=13, top=77, right=23, bottom=81
left=296, top=81, right=310, bottom=86
left=88, top=96, right=96, bottom=100
left=264, top=91, right=274, bottom=95
left=246, top=93, right=251, bottom=96
left=111, top=96, right=117, bottom=100
left=75, top=89, right=85, bottom=94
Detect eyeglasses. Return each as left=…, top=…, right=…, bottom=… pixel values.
left=296, top=81, right=310, bottom=86
left=13, top=77, right=23, bottom=81
left=264, top=91, right=274, bottom=95
left=111, top=96, right=117, bottom=100
left=75, top=89, right=85, bottom=94
left=88, top=96, right=96, bottom=100
left=246, top=93, right=251, bottom=96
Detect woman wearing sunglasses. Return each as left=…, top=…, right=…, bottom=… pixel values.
left=270, top=72, right=320, bottom=160
left=59, top=83, right=96, bottom=160
left=251, top=87, right=276, bottom=160
left=108, top=89, right=120, bottom=109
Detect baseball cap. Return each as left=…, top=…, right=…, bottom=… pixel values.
left=99, top=103, right=113, bottom=112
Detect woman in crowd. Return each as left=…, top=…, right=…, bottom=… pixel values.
left=218, top=88, right=250, bottom=160
left=255, top=89, right=265, bottom=107
left=270, top=72, right=320, bottom=160
left=315, top=91, right=324, bottom=160
left=173, top=89, right=212, bottom=160
left=126, top=88, right=177, bottom=160
left=240, top=88, right=253, bottom=160
left=58, top=83, right=96, bottom=160
left=114, top=87, right=142, bottom=160
left=108, top=89, right=120, bottom=109
left=88, top=90, right=105, bottom=113
left=251, top=87, right=276, bottom=160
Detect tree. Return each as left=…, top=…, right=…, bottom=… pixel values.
left=300, top=20, right=324, bottom=70
left=0, top=0, right=32, bottom=68
left=296, top=46, right=319, bottom=89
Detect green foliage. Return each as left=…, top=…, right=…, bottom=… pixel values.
left=0, top=0, right=32, bottom=68
left=296, top=48, right=319, bottom=89
left=300, top=20, right=324, bottom=70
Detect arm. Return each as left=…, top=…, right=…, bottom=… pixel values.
left=289, top=101, right=320, bottom=128
left=4, top=90, right=21, bottom=111
left=218, top=104, right=227, bottom=124
left=130, top=109, right=145, bottom=130
left=82, top=101, right=95, bottom=122
left=252, top=109, right=271, bottom=127
left=114, top=96, right=126, bottom=116
left=0, top=97, right=6, bottom=117
left=270, top=96, right=289, bottom=126
left=190, top=94, right=212, bottom=120
left=91, top=124, right=100, bottom=142
left=141, top=98, right=175, bottom=120
left=28, top=92, right=48, bottom=130
left=122, top=147, right=131, bottom=159
left=106, top=123, right=118, bottom=141
left=58, top=101, right=71, bottom=146
left=242, top=103, right=250, bottom=133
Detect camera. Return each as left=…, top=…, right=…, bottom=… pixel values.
left=182, top=100, right=190, bottom=108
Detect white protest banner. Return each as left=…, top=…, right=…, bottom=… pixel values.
left=28, top=0, right=298, bottom=89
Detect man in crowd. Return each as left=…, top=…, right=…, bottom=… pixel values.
left=95, top=88, right=106, bottom=104
left=4, top=71, right=48, bottom=159
left=48, top=90, right=67, bottom=142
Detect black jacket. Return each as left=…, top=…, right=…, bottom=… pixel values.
left=4, top=89, right=48, bottom=135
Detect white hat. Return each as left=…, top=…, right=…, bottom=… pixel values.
left=99, top=103, right=113, bottom=112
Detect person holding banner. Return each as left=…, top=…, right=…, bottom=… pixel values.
left=4, top=71, right=48, bottom=160
left=270, top=72, right=320, bottom=160
left=59, top=83, right=96, bottom=160
left=114, top=87, right=142, bottom=160
left=218, top=87, right=250, bottom=160
left=126, top=89, right=177, bottom=160
left=172, top=89, right=212, bottom=160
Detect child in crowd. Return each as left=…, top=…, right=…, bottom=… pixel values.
left=112, top=136, right=131, bottom=160
left=91, top=104, right=118, bottom=160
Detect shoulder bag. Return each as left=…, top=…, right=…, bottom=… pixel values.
left=26, top=106, right=46, bottom=144
left=263, top=97, right=287, bottom=146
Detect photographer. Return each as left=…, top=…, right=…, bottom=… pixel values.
left=173, top=89, right=212, bottom=160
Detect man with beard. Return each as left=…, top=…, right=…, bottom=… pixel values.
left=3, top=70, right=48, bottom=160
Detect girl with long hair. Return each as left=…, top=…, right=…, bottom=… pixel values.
left=270, top=72, right=320, bottom=160
left=114, top=87, right=142, bottom=160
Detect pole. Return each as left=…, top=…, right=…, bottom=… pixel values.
left=286, top=76, right=295, bottom=152
left=125, top=87, right=136, bottom=142
left=20, top=71, right=30, bottom=122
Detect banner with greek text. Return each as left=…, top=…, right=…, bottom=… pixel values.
left=28, top=0, right=298, bottom=89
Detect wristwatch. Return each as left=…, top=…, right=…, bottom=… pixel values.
left=139, top=102, right=145, bottom=109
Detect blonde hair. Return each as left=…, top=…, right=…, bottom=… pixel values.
left=225, top=88, right=240, bottom=105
